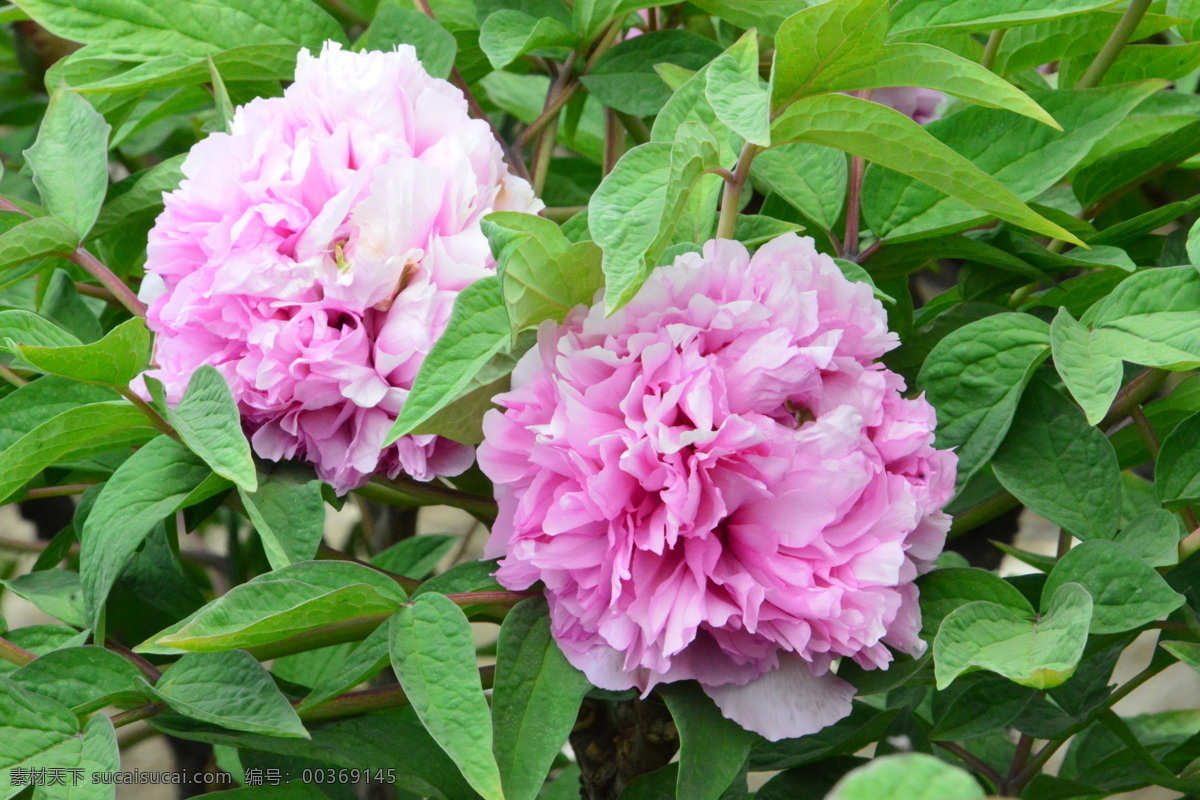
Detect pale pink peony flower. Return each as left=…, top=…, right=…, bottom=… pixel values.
left=138, top=42, right=540, bottom=493
left=871, top=87, right=946, bottom=124
left=478, top=234, right=956, bottom=741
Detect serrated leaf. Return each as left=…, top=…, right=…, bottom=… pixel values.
left=933, top=582, right=1093, bottom=690
left=237, top=463, right=326, bottom=571
left=0, top=402, right=156, bottom=504
left=81, top=434, right=212, bottom=630
left=492, top=598, right=591, bottom=800
left=662, top=682, right=757, bottom=800
left=150, top=650, right=309, bottom=738
left=390, top=593, right=504, bottom=800
left=1050, top=308, right=1123, bottom=426
left=992, top=380, right=1121, bottom=540
left=356, top=2, right=457, bottom=79
left=1044, top=541, right=1184, bottom=634
left=23, top=87, right=110, bottom=239
left=772, top=94, right=1080, bottom=244
left=165, top=365, right=256, bottom=491
left=917, top=313, right=1050, bottom=489
left=14, top=317, right=150, bottom=386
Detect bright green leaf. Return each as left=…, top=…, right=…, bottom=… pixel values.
left=917, top=567, right=1034, bottom=637
left=8, top=646, right=147, bottom=713
left=356, top=2, right=457, bottom=79
left=827, top=753, right=985, bottom=800
left=14, top=317, right=151, bottom=386
left=1050, top=308, right=1123, bottom=426
left=1044, top=540, right=1184, bottom=634
left=890, top=0, right=1126, bottom=33
left=582, top=30, right=723, bottom=118
left=165, top=365, right=256, bottom=491
left=23, top=88, right=110, bottom=239
left=237, top=463, right=326, bottom=571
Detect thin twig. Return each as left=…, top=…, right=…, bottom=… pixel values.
left=981, top=29, right=1008, bottom=71
left=1075, top=0, right=1153, bottom=89
left=934, top=741, right=1004, bottom=788
left=0, top=635, right=36, bottom=667
left=0, top=363, right=29, bottom=387
left=716, top=142, right=762, bottom=240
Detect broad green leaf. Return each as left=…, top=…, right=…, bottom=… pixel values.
left=1074, top=120, right=1200, bottom=208
left=70, top=46, right=298, bottom=94
left=688, top=0, right=797, bottom=33
left=1174, top=0, right=1200, bottom=40
left=372, top=534, right=459, bottom=580
left=148, top=561, right=405, bottom=653
left=492, top=598, right=591, bottom=800
left=482, top=211, right=604, bottom=334
left=826, top=753, right=985, bottom=800
left=751, top=144, right=846, bottom=230
left=1114, top=510, right=1180, bottom=568
left=732, top=214, right=804, bottom=247
left=0, top=376, right=114, bottom=451
left=992, top=380, right=1121, bottom=540
left=771, top=94, right=1081, bottom=244
left=889, top=0, right=1126, bottom=33
left=1189, top=217, right=1200, bottom=267
left=390, top=593, right=504, bottom=800
left=917, top=567, right=1034, bottom=637
left=356, top=2, right=457, bottom=79
left=832, top=258, right=894, bottom=304
left=481, top=72, right=605, bottom=163
left=0, top=627, right=89, bottom=677
left=40, top=268, right=103, bottom=343
left=296, top=622, right=391, bottom=711
left=1086, top=266, right=1200, bottom=368
left=1156, top=410, right=1200, bottom=510
left=769, top=0, right=888, bottom=109
left=13, top=0, right=347, bottom=60
left=917, top=313, right=1051, bottom=489
left=1162, top=641, right=1200, bottom=675
left=581, top=30, right=722, bottom=118
left=0, top=309, right=81, bottom=350
left=992, top=10, right=1181, bottom=74
left=1068, top=42, right=1200, bottom=87
left=81, top=434, right=212, bottom=630
left=14, top=317, right=150, bottom=386
left=23, top=88, right=110, bottom=239
left=0, top=216, right=78, bottom=271
left=0, top=676, right=79, bottom=769
left=662, top=682, right=757, bottom=800
left=0, top=710, right=116, bottom=800
left=706, top=52, right=769, bottom=147
left=91, top=155, right=184, bottom=239
left=237, top=463, right=326, bottom=571
left=385, top=277, right=509, bottom=443
left=165, top=365, right=256, bottom=491
left=861, top=83, right=1162, bottom=241
left=150, top=650, right=309, bottom=738
left=1050, top=308, right=1123, bottom=426
left=929, top=673, right=1036, bottom=741
left=571, top=0, right=674, bottom=40
left=8, top=645, right=146, bottom=712
left=933, top=582, right=1093, bottom=690
left=479, top=9, right=577, bottom=70
left=1, top=570, right=85, bottom=627
left=1044, top=541, right=1184, bottom=633
left=1089, top=194, right=1200, bottom=247
left=0, top=402, right=155, bottom=503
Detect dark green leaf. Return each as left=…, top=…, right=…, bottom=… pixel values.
left=1043, top=540, right=1184, bottom=633
left=662, top=683, right=756, bottom=800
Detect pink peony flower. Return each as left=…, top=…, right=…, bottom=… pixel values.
left=478, top=234, right=956, bottom=741
left=870, top=87, right=946, bottom=124
left=137, top=42, right=541, bottom=493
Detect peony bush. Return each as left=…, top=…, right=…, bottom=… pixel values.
left=1, top=1, right=1200, bottom=800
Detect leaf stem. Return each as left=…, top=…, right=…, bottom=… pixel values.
left=1075, top=0, right=1153, bottom=89
left=111, top=703, right=164, bottom=729
left=934, top=741, right=1003, bottom=788
left=844, top=153, right=865, bottom=258
left=315, top=543, right=421, bottom=593
left=0, top=362, right=29, bottom=387
left=981, top=29, right=1008, bottom=71
left=716, top=141, right=762, bottom=240
left=298, top=666, right=496, bottom=723
left=358, top=476, right=498, bottom=519
left=0, top=635, right=36, bottom=667
left=542, top=205, right=587, bottom=221
left=444, top=590, right=539, bottom=607
left=613, top=110, right=651, bottom=145
left=115, top=386, right=177, bottom=438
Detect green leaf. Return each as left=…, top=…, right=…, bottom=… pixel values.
left=1044, top=541, right=1185, bottom=634
left=1090, top=194, right=1200, bottom=248
left=81, top=434, right=212, bottom=630
left=594, top=122, right=721, bottom=310
left=295, top=622, right=391, bottom=711
left=482, top=211, right=604, bottom=334
left=687, top=0, right=797, bottom=34
left=164, top=365, right=256, bottom=491
left=1069, top=42, right=1200, bottom=86
left=0, top=710, right=116, bottom=799
left=991, top=9, right=1181, bottom=74
left=705, top=53, right=769, bottom=147
left=571, top=0, right=673, bottom=40
left=13, top=0, right=347, bottom=60
left=0, top=675, right=79, bottom=769
left=1156, top=409, right=1200, bottom=511
left=581, top=30, right=723, bottom=118
left=1161, top=641, right=1200, bottom=675
left=772, top=94, right=1080, bottom=244
left=861, top=83, right=1162, bottom=241
left=1050, top=308, right=1123, bottom=426
left=390, top=593, right=504, bottom=800
left=91, top=155, right=184, bottom=239
left=0, top=216, right=78, bottom=271
left=13, top=317, right=151, bottom=386
left=826, top=753, right=985, bottom=800
left=1115, top=510, right=1180, bottom=568
left=237, top=463, right=326, bottom=571
left=356, top=2, right=457, bottom=79
left=917, top=567, right=1034, bottom=638
left=385, top=276, right=509, bottom=444
left=150, top=650, right=309, bottom=738
left=69, top=46, right=297, bottom=95
left=0, top=402, right=155, bottom=504
left=662, top=683, right=757, bottom=800
left=917, top=313, right=1051, bottom=489
left=0, top=309, right=84, bottom=350
left=479, top=9, right=577, bottom=69
left=23, top=88, right=110, bottom=239
left=492, top=598, right=592, bottom=800
left=371, top=534, right=458, bottom=580
left=1, top=570, right=85, bottom=627
left=1074, top=120, right=1200, bottom=208
left=890, top=0, right=1127, bottom=33
left=148, top=561, right=405, bottom=654
left=751, top=144, right=846, bottom=231
left=481, top=72, right=605, bottom=163
left=1189, top=217, right=1200, bottom=268
left=770, top=0, right=889, bottom=109
left=8, top=645, right=147, bottom=712
left=929, top=673, right=1036, bottom=741
left=40, top=268, right=103, bottom=343
left=1081, top=267, right=1200, bottom=369
left=992, top=379, right=1121, bottom=540
left=934, top=582, right=1093, bottom=690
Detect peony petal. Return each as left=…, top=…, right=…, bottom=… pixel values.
left=703, top=656, right=856, bottom=741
